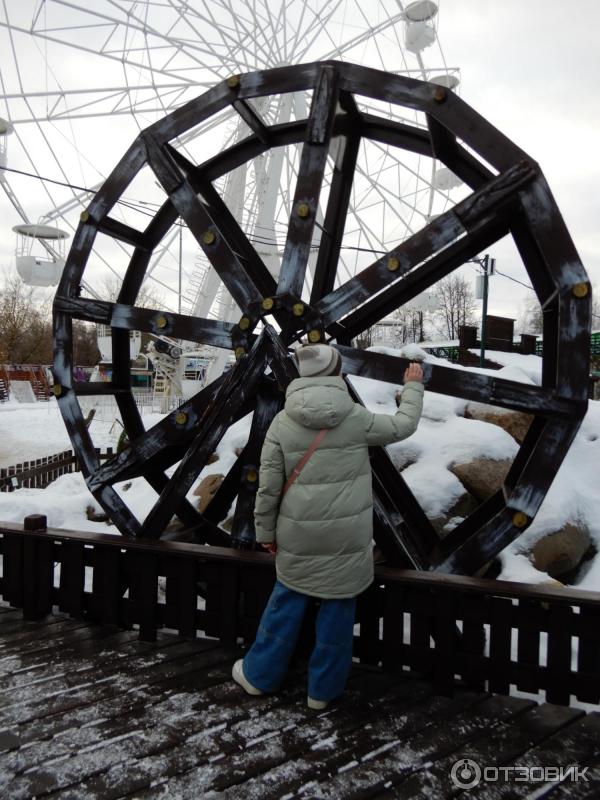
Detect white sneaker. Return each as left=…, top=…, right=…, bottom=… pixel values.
left=307, top=696, right=329, bottom=710
left=232, top=659, right=263, bottom=696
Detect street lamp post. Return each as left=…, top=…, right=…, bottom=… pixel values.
left=471, top=254, right=495, bottom=367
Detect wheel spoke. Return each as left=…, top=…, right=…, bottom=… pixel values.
left=141, top=334, right=268, bottom=536
left=277, top=65, right=339, bottom=297
left=166, top=145, right=278, bottom=300
left=231, top=381, right=283, bottom=545
left=334, top=214, right=508, bottom=341
left=337, top=345, right=586, bottom=418
left=310, top=91, right=360, bottom=304
left=54, top=295, right=239, bottom=350
left=316, top=160, right=537, bottom=328
left=345, top=379, right=438, bottom=567
left=144, top=132, right=263, bottom=310
left=88, top=372, right=227, bottom=490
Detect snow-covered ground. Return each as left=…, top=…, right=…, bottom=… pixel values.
left=0, top=348, right=599, bottom=593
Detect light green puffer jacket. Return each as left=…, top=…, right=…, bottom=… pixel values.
left=254, top=375, right=424, bottom=599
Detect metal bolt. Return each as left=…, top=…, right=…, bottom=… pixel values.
left=572, top=282, right=589, bottom=298
left=239, top=316, right=251, bottom=331
left=297, top=202, right=310, bottom=219
left=308, top=329, right=321, bottom=343
left=433, top=87, right=446, bottom=103
left=156, top=315, right=168, bottom=329
left=246, top=468, right=258, bottom=483
left=175, top=411, right=188, bottom=426
left=80, top=210, right=90, bottom=222
left=292, top=302, right=305, bottom=317
left=202, top=230, right=216, bottom=245
left=262, top=297, right=274, bottom=311
left=227, top=75, right=240, bottom=89
left=387, top=256, right=400, bottom=272
left=235, top=346, right=246, bottom=359
left=512, top=511, right=529, bottom=528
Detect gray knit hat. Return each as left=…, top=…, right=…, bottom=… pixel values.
left=294, top=344, right=341, bottom=377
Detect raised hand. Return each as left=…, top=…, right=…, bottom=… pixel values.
left=403, top=361, right=424, bottom=384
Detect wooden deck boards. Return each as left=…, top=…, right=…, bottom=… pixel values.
left=1, top=609, right=598, bottom=799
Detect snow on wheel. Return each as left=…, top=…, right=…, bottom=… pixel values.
left=53, top=62, right=591, bottom=575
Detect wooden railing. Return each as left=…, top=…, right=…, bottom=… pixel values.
left=1, top=517, right=599, bottom=709
left=0, top=448, right=114, bottom=492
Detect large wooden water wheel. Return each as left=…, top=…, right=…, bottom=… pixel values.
left=53, top=61, right=591, bottom=575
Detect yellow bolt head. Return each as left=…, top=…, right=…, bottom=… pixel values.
left=572, top=282, right=589, bottom=298
left=292, top=302, right=305, bottom=317
left=235, top=346, right=246, bottom=359
left=308, top=329, right=321, bottom=343
left=175, top=411, right=188, bottom=425
left=433, top=87, right=447, bottom=103
left=513, top=511, right=529, bottom=528
left=246, top=468, right=258, bottom=483
left=52, top=383, right=62, bottom=397
left=227, top=74, right=240, bottom=89
left=202, top=230, right=216, bottom=245
left=239, top=316, right=251, bottom=331
left=80, top=210, right=90, bottom=222
left=297, top=203, right=310, bottom=219
left=262, top=297, right=274, bottom=311
left=387, top=256, right=400, bottom=272
left=156, top=315, right=168, bottom=329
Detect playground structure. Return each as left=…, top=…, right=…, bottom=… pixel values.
left=50, top=61, right=590, bottom=578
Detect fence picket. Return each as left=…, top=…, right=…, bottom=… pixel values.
left=0, top=448, right=113, bottom=492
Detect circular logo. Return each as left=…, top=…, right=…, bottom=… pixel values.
left=450, top=758, right=482, bottom=789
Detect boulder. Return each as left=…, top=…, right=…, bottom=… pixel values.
left=464, top=403, right=533, bottom=444
left=530, top=524, right=592, bottom=578
left=451, top=458, right=512, bottom=502
left=193, top=473, right=224, bottom=513
left=430, top=491, right=479, bottom=538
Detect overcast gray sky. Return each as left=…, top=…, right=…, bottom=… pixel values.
left=439, top=0, right=600, bottom=324
left=1, top=0, right=598, bottom=330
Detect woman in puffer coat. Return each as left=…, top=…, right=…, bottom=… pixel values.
left=232, top=343, right=424, bottom=709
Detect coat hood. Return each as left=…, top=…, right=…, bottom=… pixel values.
left=284, top=376, right=355, bottom=429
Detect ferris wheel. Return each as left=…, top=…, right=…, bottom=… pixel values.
left=0, top=1, right=461, bottom=366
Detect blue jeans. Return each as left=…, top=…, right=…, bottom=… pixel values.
left=242, top=580, right=357, bottom=701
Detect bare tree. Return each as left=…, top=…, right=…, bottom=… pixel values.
left=0, top=268, right=100, bottom=366
left=432, top=274, right=477, bottom=340
left=519, top=285, right=599, bottom=336
left=0, top=270, right=53, bottom=363
left=391, top=306, right=428, bottom=344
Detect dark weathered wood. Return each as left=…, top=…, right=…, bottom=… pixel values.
left=22, top=536, right=54, bottom=621
left=488, top=595, right=513, bottom=695
left=165, top=556, right=197, bottom=638
left=55, top=295, right=237, bottom=349
left=141, top=336, right=267, bottom=537
left=338, top=344, right=584, bottom=418
left=316, top=161, right=535, bottom=327
left=576, top=605, right=600, bottom=704
left=231, top=382, right=282, bottom=545
left=277, top=65, right=339, bottom=298
left=129, top=551, right=159, bottom=641
left=91, top=544, right=121, bottom=626
left=546, top=603, right=574, bottom=705
left=166, top=145, right=279, bottom=304
left=58, top=539, right=86, bottom=618
left=310, top=97, right=360, bottom=304
left=515, top=598, right=542, bottom=694
left=51, top=60, right=591, bottom=569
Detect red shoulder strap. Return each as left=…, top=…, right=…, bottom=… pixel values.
left=281, top=428, right=328, bottom=497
